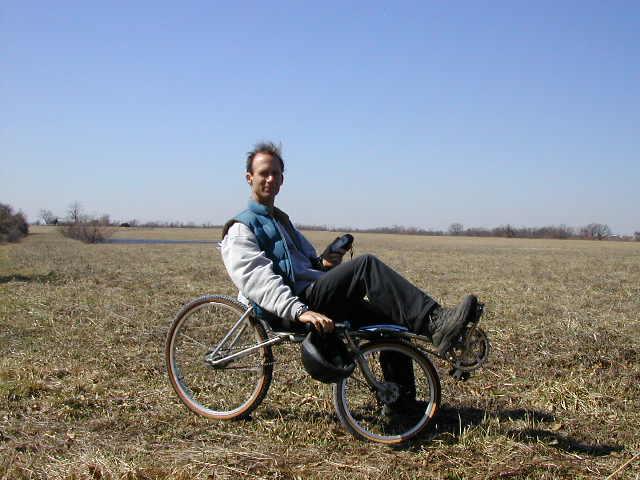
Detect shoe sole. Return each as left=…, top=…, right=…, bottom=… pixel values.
left=434, top=295, right=478, bottom=356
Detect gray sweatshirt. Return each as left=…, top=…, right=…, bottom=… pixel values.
left=221, top=221, right=325, bottom=323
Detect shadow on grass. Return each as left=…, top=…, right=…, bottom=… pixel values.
left=408, top=405, right=622, bottom=456
left=435, top=405, right=555, bottom=432
left=0, top=271, right=58, bottom=284
left=505, top=428, right=622, bottom=456
left=261, top=404, right=622, bottom=456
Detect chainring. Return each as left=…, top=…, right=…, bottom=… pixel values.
left=446, top=324, right=490, bottom=372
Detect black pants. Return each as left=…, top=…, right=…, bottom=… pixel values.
left=302, top=254, right=438, bottom=399
left=302, top=254, right=437, bottom=333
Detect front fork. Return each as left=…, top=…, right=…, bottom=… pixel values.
left=342, top=331, right=401, bottom=405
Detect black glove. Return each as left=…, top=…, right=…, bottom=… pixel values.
left=321, top=234, right=354, bottom=257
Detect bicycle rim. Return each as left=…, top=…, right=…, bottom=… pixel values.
left=165, top=295, right=273, bottom=419
left=333, top=341, right=440, bottom=444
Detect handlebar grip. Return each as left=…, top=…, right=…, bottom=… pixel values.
left=303, top=321, right=350, bottom=335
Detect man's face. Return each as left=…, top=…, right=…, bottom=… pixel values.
left=246, top=152, right=283, bottom=205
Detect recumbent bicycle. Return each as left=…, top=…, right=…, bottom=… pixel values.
left=165, top=237, right=490, bottom=445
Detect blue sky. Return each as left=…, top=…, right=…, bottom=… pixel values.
left=2, top=1, right=639, bottom=234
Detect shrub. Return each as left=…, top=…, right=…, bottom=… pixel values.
left=0, top=203, right=29, bottom=243
left=58, top=202, right=114, bottom=243
left=60, top=218, right=114, bottom=243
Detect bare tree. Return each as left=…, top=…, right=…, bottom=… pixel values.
left=580, top=223, right=611, bottom=240
left=58, top=203, right=114, bottom=243
left=493, top=224, right=516, bottom=238
left=39, top=209, right=58, bottom=225
left=448, top=223, right=464, bottom=236
left=67, top=201, right=83, bottom=224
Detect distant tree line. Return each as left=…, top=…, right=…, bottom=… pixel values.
left=298, top=224, right=449, bottom=236
left=39, top=206, right=222, bottom=231
left=298, top=222, right=636, bottom=241
left=120, top=220, right=222, bottom=228
left=37, top=203, right=639, bottom=242
left=448, top=223, right=617, bottom=240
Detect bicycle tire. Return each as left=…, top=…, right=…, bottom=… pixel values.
left=333, top=340, right=440, bottom=444
left=165, top=295, right=273, bottom=420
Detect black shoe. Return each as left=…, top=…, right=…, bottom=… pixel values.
left=429, top=295, right=478, bottom=355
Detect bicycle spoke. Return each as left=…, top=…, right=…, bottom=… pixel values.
left=333, top=341, right=440, bottom=444
left=166, top=296, right=273, bottom=420
left=179, top=332, right=210, bottom=349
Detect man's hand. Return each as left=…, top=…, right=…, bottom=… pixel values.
left=298, top=310, right=335, bottom=333
left=322, top=249, right=346, bottom=269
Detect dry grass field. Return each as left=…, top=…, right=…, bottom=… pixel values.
left=1, top=226, right=639, bottom=479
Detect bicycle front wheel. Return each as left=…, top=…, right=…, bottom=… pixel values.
left=333, top=340, right=440, bottom=444
left=165, top=295, right=273, bottom=420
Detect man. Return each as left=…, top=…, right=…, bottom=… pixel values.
left=220, top=141, right=478, bottom=357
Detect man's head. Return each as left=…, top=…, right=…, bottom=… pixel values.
left=246, top=142, right=285, bottom=174
left=245, top=141, right=285, bottom=207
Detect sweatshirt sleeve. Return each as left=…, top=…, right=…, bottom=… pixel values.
left=220, top=222, right=306, bottom=323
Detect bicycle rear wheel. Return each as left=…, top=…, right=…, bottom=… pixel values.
left=165, top=295, right=273, bottom=419
left=333, top=340, right=440, bottom=444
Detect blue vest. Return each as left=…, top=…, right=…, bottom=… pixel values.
left=222, top=200, right=304, bottom=323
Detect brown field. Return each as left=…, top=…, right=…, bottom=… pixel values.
left=1, top=226, right=639, bottom=479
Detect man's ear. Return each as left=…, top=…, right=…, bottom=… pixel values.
left=245, top=172, right=252, bottom=185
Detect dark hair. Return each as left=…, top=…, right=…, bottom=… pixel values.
left=246, top=141, right=285, bottom=173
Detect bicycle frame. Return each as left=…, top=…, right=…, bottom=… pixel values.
left=342, top=328, right=398, bottom=393
left=203, top=314, right=433, bottom=394
left=206, top=305, right=254, bottom=359
left=204, top=307, right=302, bottom=368
left=202, top=303, right=488, bottom=385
